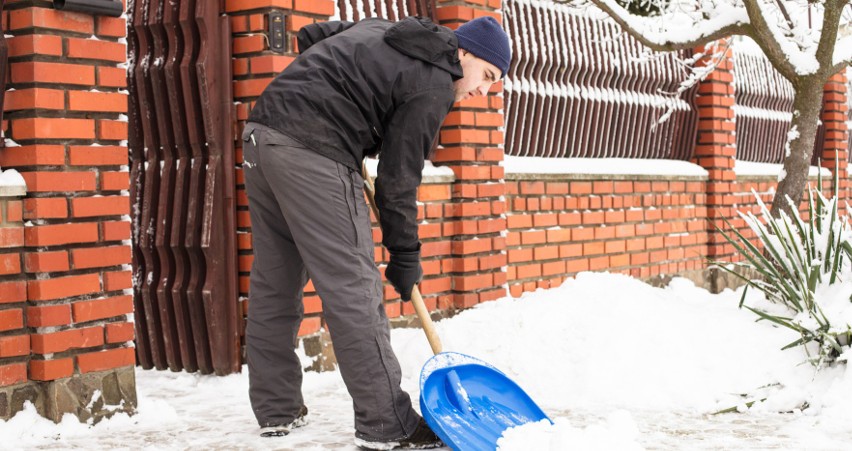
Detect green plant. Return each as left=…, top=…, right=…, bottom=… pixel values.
left=714, top=173, right=852, bottom=367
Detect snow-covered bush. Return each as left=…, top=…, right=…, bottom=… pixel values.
left=716, top=183, right=852, bottom=367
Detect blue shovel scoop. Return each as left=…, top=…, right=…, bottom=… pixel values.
left=362, top=162, right=551, bottom=450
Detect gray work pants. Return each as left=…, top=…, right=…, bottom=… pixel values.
left=242, top=122, right=419, bottom=441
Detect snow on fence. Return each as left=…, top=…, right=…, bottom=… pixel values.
left=503, top=0, right=698, bottom=160
left=334, top=0, right=434, bottom=21
left=732, top=38, right=824, bottom=165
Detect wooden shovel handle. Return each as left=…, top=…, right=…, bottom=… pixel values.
left=362, top=161, right=443, bottom=355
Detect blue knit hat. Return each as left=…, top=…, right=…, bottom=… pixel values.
left=454, top=16, right=511, bottom=78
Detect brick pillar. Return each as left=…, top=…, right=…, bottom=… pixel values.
left=434, top=2, right=508, bottom=308
left=0, top=179, right=28, bottom=413
left=692, top=41, right=737, bottom=262
left=0, top=4, right=135, bottom=422
left=821, top=72, right=849, bottom=209
left=228, top=1, right=335, bottom=368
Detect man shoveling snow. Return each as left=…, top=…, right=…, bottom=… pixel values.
left=241, top=15, right=510, bottom=450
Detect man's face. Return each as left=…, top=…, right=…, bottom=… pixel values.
left=453, top=49, right=501, bottom=102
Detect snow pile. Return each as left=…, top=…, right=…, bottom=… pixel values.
left=497, top=413, right=642, bottom=451
left=2, top=272, right=852, bottom=449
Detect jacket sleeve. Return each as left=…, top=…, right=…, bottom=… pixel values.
left=297, top=21, right=356, bottom=54
left=375, top=88, right=455, bottom=253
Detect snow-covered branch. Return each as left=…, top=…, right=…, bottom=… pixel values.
left=567, top=0, right=852, bottom=80
left=583, top=0, right=750, bottom=51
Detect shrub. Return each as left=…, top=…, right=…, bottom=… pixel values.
left=715, top=178, right=852, bottom=367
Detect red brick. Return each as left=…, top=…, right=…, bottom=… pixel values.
left=9, top=7, right=94, bottom=33
left=27, top=304, right=72, bottom=328
left=0, top=363, right=27, bottom=386
left=13, top=118, right=95, bottom=140
left=28, top=273, right=100, bottom=302
left=68, top=91, right=127, bottom=113
left=98, top=120, right=128, bottom=140
left=0, top=334, right=29, bottom=358
left=101, top=221, right=131, bottom=241
left=68, top=146, right=128, bottom=166
left=23, top=198, right=67, bottom=220
left=71, top=245, right=131, bottom=270
left=6, top=202, right=23, bottom=223
left=72, top=295, right=132, bottom=323
left=71, top=196, right=129, bottom=218
left=234, top=78, right=273, bottom=98
left=287, top=14, right=314, bottom=31
left=248, top=13, right=265, bottom=31
left=233, top=35, right=266, bottom=54
left=105, top=322, right=135, bottom=343
left=25, top=222, right=99, bottom=246
left=11, top=62, right=95, bottom=85
left=224, top=0, right=292, bottom=13
left=77, top=347, right=136, bottom=373
left=101, top=171, right=130, bottom=191
left=31, top=326, right=103, bottom=354
left=66, top=37, right=125, bottom=62
left=0, top=281, right=26, bottom=304
left=103, top=270, right=132, bottom=291
left=0, top=145, right=65, bottom=167
left=96, top=16, right=126, bottom=37
left=6, top=34, right=63, bottom=57
left=0, top=253, right=20, bottom=276
left=0, top=309, right=24, bottom=332
left=4, top=88, right=64, bottom=111
left=29, top=358, right=74, bottom=381
left=297, top=317, right=321, bottom=337
left=294, top=0, right=334, bottom=15
left=0, top=228, right=24, bottom=248
left=97, top=66, right=127, bottom=88
left=21, top=172, right=97, bottom=193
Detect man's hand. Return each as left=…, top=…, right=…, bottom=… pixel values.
left=385, top=250, right=423, bottom=302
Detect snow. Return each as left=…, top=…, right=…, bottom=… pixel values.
left=364, top=158, right=455, bottom=181
left=733, top=160, right=830, bottom=178
left=4, top=272, right=852, bottom=449
left=0, top=168, right=26, bottom=197
left=0, top=168, right=25, bottom=188
left=504, top=155, right=708, bottom=176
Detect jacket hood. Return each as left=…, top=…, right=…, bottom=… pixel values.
left=384, top=17, right=464, bottom=80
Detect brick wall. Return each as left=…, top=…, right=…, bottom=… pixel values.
left=505, top=175, right=709, bottom=295
left=0, top=3, right=134, bottom=421
left=0, top=182, right=26, bottom=391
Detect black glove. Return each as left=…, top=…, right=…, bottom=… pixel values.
left=385, top=250, right=423, bottom=302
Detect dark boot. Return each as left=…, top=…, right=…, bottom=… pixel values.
left=259, top=405, right=309, bottom=437
left=355, top=417, right=443, bottom=450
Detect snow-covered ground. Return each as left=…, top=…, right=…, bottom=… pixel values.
left=3, top=272, right=852, bottom=450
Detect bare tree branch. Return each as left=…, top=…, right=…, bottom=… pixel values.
left=816, top=0, right=844, bottom=78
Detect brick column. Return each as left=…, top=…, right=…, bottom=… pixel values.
left=692, top=41, right=737, bottom=263
left=228, top=0, right=336, bottom=368
left=0, top=180, right=28, bottom=410
left=434, top=2, right=508, bottom=309
left=0, top=4, right=135, bottom=422
left=821, top=72, right=849, bottom=209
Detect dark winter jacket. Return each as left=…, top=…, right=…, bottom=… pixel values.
left=248, top=17, right=462, bottom=254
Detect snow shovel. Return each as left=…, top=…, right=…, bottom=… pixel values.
left=361, top=161, right=551, bottom=450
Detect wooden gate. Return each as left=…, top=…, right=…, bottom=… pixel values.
left=128, top=0, right=239, bottom=375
